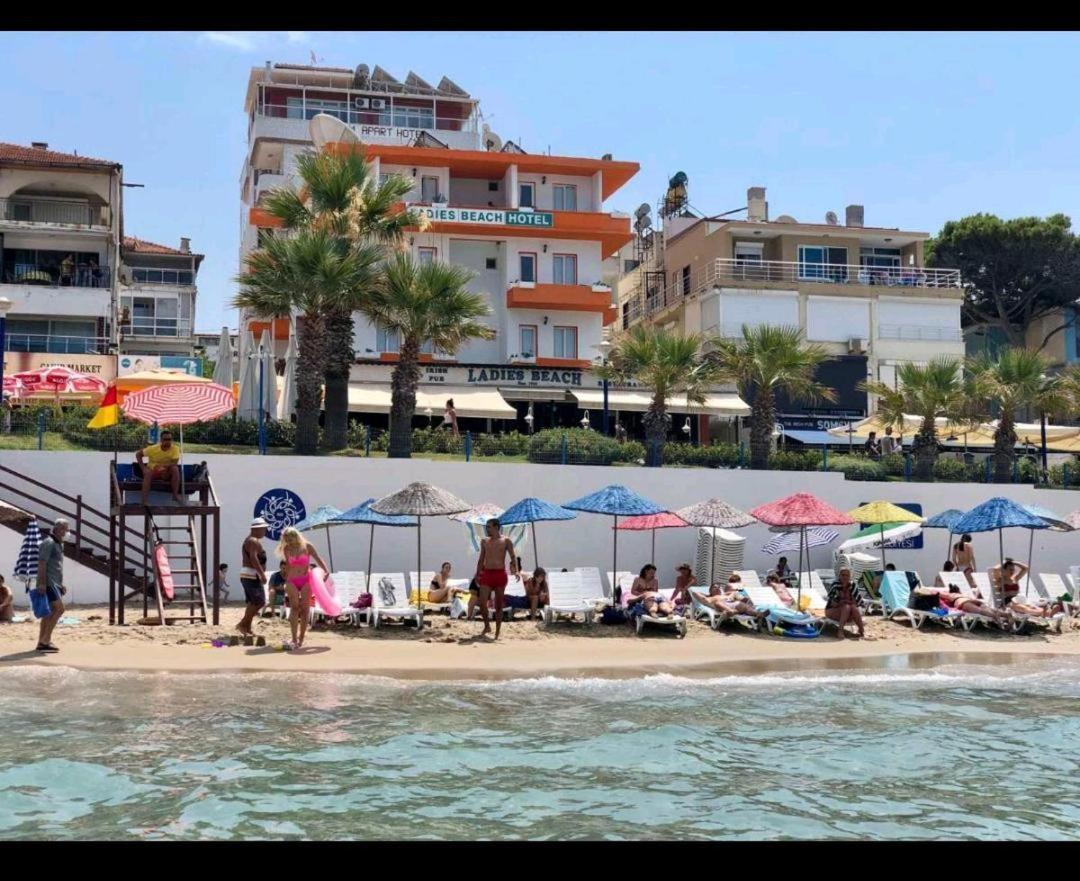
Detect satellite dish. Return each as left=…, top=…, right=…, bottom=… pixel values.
left=775, top=214, right=797, bottom=223
left=825, top=211, right=839, bottom=225
left=309, top=113, right=359, bottom=148
left=634, top=202, right=651, bottom=219
left=482, top=124, right=503, bottom=152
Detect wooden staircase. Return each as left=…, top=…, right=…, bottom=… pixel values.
left=0, top=463, right=150, bottom=597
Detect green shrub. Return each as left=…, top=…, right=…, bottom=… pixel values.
left=880, top=452, right=906, bottom=476
left=663, top=443, right=740, bottom=469
left=769, top=449, right=822, bottom=471
left=840, top=459, right=888, bottom=481
left=527, top=428, right=625, bottom=465
left=1048, top=461, right=1080, bottom=488
left=931, top=457, right=983, bottom=483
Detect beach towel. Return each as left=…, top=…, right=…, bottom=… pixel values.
left=378, top=577, right=397, bottom=608
left=351, top=593, right=372, bottom=610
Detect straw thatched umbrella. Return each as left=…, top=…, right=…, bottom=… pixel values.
left=335, top=499, right=417, bottom=593
left=675, top=499, right=756, bottom=588
left=371, top=482, right=471, bottom=609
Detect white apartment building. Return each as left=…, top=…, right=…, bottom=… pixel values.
left=238, top=61, right=658, bottom=433
left=119, top=236, right=203, bottom=356
left=0, top=141, right=121, bottom=360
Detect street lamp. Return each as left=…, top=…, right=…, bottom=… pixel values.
left=595, top=338, right=613, bottom=436
left=0, top=297, right=12, bottom=416
left=580, top=410, right=591, bottom=430
left=524, top=402, right=535, bottom=434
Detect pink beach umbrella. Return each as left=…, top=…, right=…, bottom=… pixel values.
left=616, top=511, right=690, bottom=562
left=750, top=492, right=855, bottom=605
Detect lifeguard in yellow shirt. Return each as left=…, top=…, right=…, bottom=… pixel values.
left=136, top=429, right=182, bottom=506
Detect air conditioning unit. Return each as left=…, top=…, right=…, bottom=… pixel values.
left=370, top=98, right=386, bottom=110
left=353, top=97, right=370, bottom=109
left=848, top=337, right=867, bottom=354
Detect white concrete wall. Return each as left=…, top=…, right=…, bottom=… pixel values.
left=4, top=450, right=1080, bottom=607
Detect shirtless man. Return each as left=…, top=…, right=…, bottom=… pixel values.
left=236, top=517, right=269, bottom=636
left=475, top=518, right=518, bottom=638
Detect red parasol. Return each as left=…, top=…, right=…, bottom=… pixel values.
left=9, top=365, right=107, bottom=402
left=615, top=511, right=690, bottom=561
left=750, top=493, right=855, bottom=604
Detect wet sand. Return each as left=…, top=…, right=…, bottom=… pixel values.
left=2, top=602, right=1078, bottom=679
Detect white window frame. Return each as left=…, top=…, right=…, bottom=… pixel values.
left=418, top=247, right=437, bottom=265
left=420, top=176, right=439, bottom=202
left=519, top=182, right=535, bottom=208
left=798, top=245, right=848, bottom=282
left=553, top=253, right=578, bottom=285
left=553, top=325, right=578, bottom=360
left=519, top=325, right=538, bottom=359
left=552, top=184, right=578, bottom=211
left=519, top=252, right=537, bottom=283
left=376, top=325, right=400, bottom=354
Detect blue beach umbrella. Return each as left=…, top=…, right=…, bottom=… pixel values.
left=952, top=498, right=1049, bottom=574
left=924, top=508, right=967, bottom=566
left=292, top=505, right=344, bottom=571
left=499, top=497, right=577, bottom=570
left=564, top=485, right=665, bottom=589
left=1020, top=504, right=1073, bottom=591
left=336, top=499, right=417, bottom=592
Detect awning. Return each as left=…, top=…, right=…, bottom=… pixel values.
left=783, top=430, right=853, bottom=446
left=498, top=386, right=573, bottom=402
left=347, top=384, right=517, bottom=419
left=571, top=389, right=750, bottom=417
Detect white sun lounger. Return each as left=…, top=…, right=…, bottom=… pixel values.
left=880, top=571, right=961, bottom=630
left=734, top=570, right=763, bottom=588
left=621, top=586, right=688, bottom=637
left=795, top=572, right=829, bottom=610
left=542, top=570, right=595, bottom=625
left=1039, top=573, right=1078, bottom=617
left=575, top=567, right=608, bottom=605
left=408, top=570, right=455, bottom=613
left=607, top=571, right=634, bottom=597
left=369, top=572, right=423, bottom=629
left=936, top=571, right=1006, bottom=632
left=982, top=574, right=1066, bottom=634
left=688, top=589, right=760, bottom=633
left=319, top=571, right=367, bottom=626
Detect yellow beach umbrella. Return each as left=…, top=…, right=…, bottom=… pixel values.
left=848, top=501, right=925, bottom=568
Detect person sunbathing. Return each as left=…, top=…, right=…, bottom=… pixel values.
left=427, top=562, right=454, bottom=603
left=936, top=584, right=1014, bottom=628
left=989, top=559, right=1028, bottom=608
left=691, top=581, right=769, bottom=622
left=765, top=573, right=794, bottom=607
left=629, top=564, right=674, bottom=617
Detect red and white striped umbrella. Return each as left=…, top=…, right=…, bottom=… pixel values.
left=122, top=382, right=235, bottom=426
left=10, top=366, right=107, bottom=396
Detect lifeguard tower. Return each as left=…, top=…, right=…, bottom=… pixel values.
left=109, top=461, right=222, bottom=626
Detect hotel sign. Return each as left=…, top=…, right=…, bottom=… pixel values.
left=409, top=204, right=554, bottom=229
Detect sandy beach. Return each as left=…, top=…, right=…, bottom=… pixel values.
left=2, top=602, right=1079, bottom=679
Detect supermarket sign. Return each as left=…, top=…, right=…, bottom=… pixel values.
left=408, top=204, right=554, bottom=229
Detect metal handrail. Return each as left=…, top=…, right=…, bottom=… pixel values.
left=0, top=197, right=109, bottom=226
left=709, top=258, right=962, bottom=289
left=254, top=103, right=478, bottom=132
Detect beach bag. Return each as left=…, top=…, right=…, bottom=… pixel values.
left=28, top=588, right=51, bottom=619
left=377, top=577, right=397, bottom=607
left=601, top=606, right=627, bottom=625
left=351, top=592, right=372, bottom=610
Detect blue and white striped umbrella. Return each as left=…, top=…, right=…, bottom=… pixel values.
left=15, top=520, right=42, bottom=584
left=761, top=526, right=839, bottom=555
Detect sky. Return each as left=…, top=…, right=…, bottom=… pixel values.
left=5, top=31, right=1080, bottom=333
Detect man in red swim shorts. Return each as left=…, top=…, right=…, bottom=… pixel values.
left=475, top=517, right=518, bottom=639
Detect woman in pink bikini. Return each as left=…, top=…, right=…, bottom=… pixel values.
left=277, top=526, right=330, bottom=650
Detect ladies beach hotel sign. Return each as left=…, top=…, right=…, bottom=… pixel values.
left=408, top=204, right=554, bottom=228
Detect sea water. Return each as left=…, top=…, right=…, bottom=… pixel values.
left=2, top=657, right=1080, bottom=840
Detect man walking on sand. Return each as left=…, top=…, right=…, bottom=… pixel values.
left=475, top=518, right=518, bottom=639
left=237, top=517, right=269, bottom=636
left=35, top=518, right=69, bottom=653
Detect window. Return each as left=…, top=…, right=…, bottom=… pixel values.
left=681, top=265, right=691, bottom=296
left=798, top=245, right=848, bottom=282
left=519, top=253, right=537, bottom=283
left=553, top=185, right=577, bottom=211
left=287, top=96, right=349, bottom=122
left=421, top=176, right=439, bottom=202
left=623, top=258, right=640, bottom=273
left=485, top=257, right=497, bottom=270
left=131, top=268, right=194, bottom=285
left=419, top=340, right=435, bottom=355
left=488, top=181, right=499, bottom=192
left=519, top=182, right=535, bottom=208
left=553, top=254, right=578, bottom=285
left=376, top=325, right=400, bottom=353
left=418, top=247, right=437, bottom=265
left=519, top=325, right=537, bottom=358
left=553, top=326, right=578, bottom=359
left=378, top=173, right=391, bottom=188
left=392, top=105, right=434, bottom=129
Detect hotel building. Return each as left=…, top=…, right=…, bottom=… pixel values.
left=616, top=184, right=966, bottom=444
left=118, top=235, right=203, bottom=358
left=238, top=62, right=749, bottom=435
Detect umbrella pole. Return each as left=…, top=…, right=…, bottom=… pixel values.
left=651, top=527, right=656, bottom=564
left=327, top=527, right=335, bottom=573
left=999, top=527, right=1004, bottom=569
left=367, top=525, right=375, bottom=593
left=417, top=521, right=422, bottom=611
left=796, top=527, right=805, bottom=608
left=613, top=515, right=618, bottom=590
left=710, top=526, right=716, bottom=587
left=532, top=521, right=539, bottom=571
left=880, top=523, right=886, bottom=569
left=179, top=423, right=185, bottom=497
left=945, top=530, right=953, bottom=566
left=1027, top=528, right=1036, bottom=597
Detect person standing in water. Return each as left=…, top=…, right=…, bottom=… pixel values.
left=276, top=527, right=330, bottom=651
left=475, top=518, right=518, bottom=638
left=952, top=533, right=976, bottom=589
left=237, top=517, right=269, bottom=636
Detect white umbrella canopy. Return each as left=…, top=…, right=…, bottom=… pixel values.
left=258, top=329, right=277, bottom=420
left=276, top=323, right=298, bottom=421
left=211, top=326, right=234, bottom=389
left=236, top=331, right=259, bottom=421
left=372, top=483, right=472, bottom=610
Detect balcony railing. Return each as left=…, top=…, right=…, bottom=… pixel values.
left=128, top=269, right=195, bottom=286
left=255, top=104, right=478, bottom=133
left=0, top=197, right=108, bottom=227
left=4, top=334, right=110, bottom=354
left=711, top=258, right=962, bottom=290
left=120, top=318, right=193, bottom=339
left=878, top=323, right=963, bottom=342
left=2, top=263, right=112, bottom=288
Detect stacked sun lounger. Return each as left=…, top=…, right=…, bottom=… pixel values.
left=693, top=527, right=745, bottom=587
left=369, top=572, right=422, bottom=629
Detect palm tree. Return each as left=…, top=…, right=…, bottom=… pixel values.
left=261, top=148, right=421, bottom=449
left=234, top=230, right=379, bottom=455
left=363, top=253, right=494, bottom=458
left=967, top=347, right=1073, bottom=483
left=709, top=325, right=836, bottom=470
left=861, top=357, right=969, bottom=480
left=600, top=326, right=724, bottom=463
